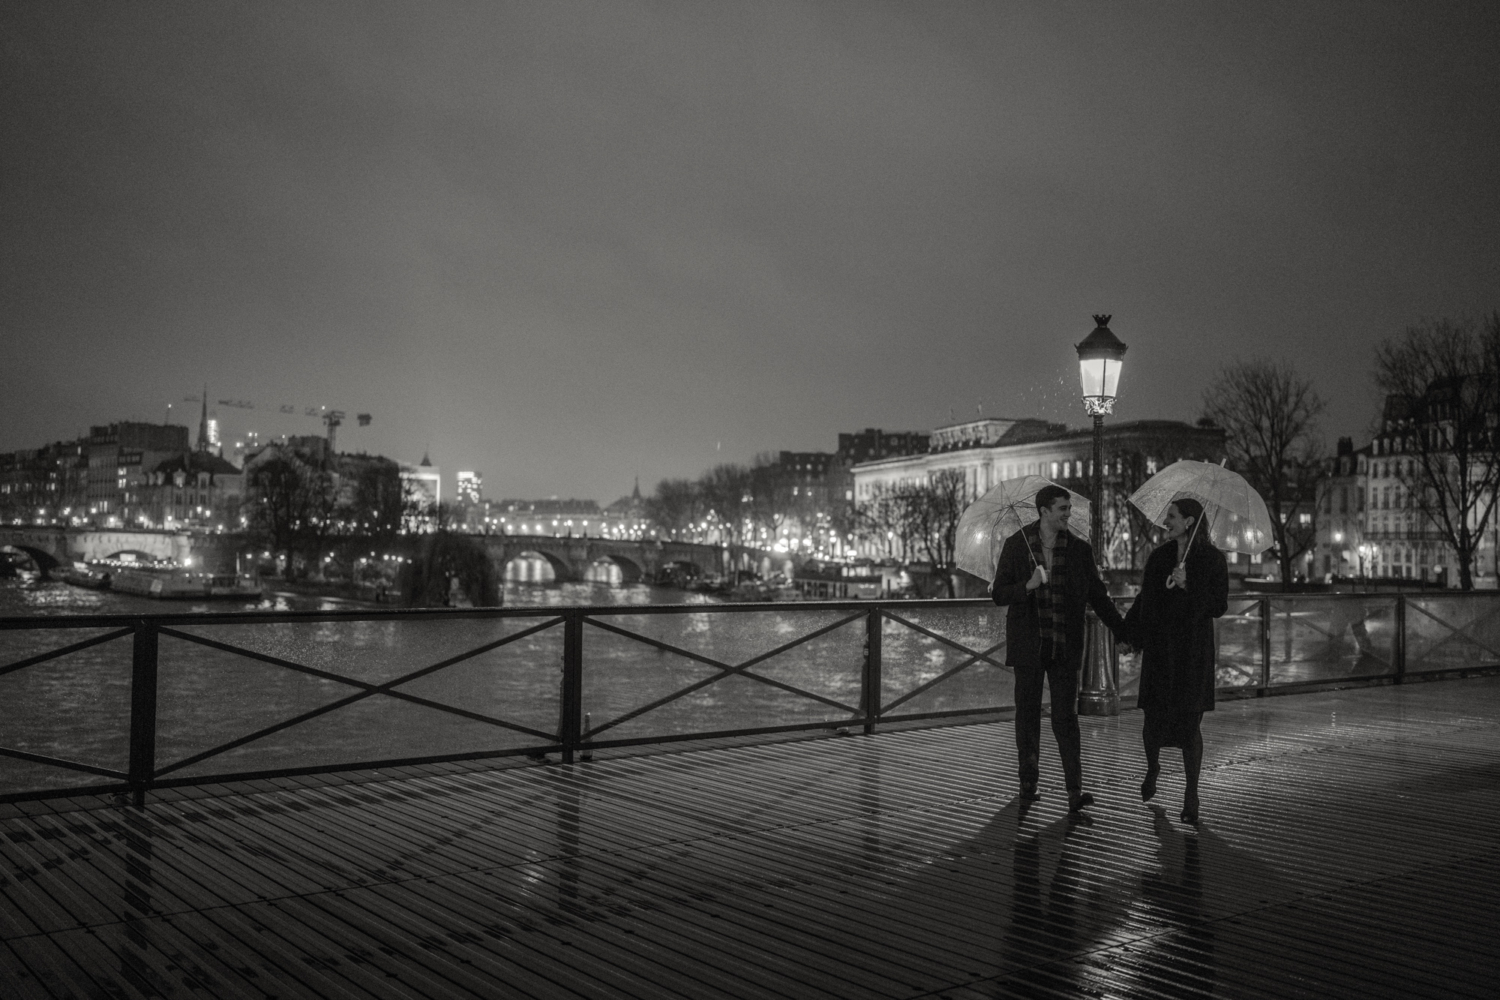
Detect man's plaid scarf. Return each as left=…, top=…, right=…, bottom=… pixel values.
left=1032, top=525, right=1068, bottom=661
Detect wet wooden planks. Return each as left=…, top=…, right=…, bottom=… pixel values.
left=3, top=677, right=1499, bottom=999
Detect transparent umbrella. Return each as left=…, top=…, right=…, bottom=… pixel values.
left=1127, top=460, right=1273, bottom=558
left=954, top=476, right=1092, bottom=583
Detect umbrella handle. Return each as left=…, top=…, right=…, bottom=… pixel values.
left=1025, top=534, right=1050, bottom=583
left=1179, top=511, right=1203, bottom=564
left=1167, top=513, right=1205, bottom=589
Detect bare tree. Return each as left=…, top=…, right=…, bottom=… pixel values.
left=299, top=465, right=343, bottom=570
left=1202, top=359, right=1325, bottom=585
left=1100, top=423, right=1226, bottom=570
left=1100, top=449, right=1166, bottom=570
left=643, top=478, right=704, bottom=540
left=698, top=463, right=752, bottom=549
left=349, top=457, right=411, bottom=540
left=909, top=469, right=969, bottom=597
left=826, top=497, right=860, bottom=557
left=746, top=453, right=794, bottom=546
left=1373, top=315, right=1500, bottom=590
left=245, top=453, right=318, bottom=578
left=857, top=482, right=922, bottom=562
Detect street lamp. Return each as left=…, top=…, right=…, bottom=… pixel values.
left=1075, top=313, right=1127, bottom=716
left=1076, top=314, right=1128, bottom=549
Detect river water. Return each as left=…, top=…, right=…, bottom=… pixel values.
left=0, top=575, right=715, bottom=618
left=0, top=575, right=1011, bottom=796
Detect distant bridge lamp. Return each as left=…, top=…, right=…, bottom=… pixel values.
left=1075, top=313, right=1127, bottom=717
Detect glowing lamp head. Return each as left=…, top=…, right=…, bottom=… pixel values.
left=1075, top=314, right=1128, bottom=416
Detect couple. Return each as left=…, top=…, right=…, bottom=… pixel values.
left=990, top=485, right=1228, bottom=823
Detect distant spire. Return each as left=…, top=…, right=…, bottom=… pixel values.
left=196, top=385, right=209, bottom=452
left=420, top=450, right=432, bottom=467
left=632, top=475, right=641, bottom=500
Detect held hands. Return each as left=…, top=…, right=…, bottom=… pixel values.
left=1025, top=565, right=1048, bottom=591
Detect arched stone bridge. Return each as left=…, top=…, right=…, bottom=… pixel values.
left=0, top=526, right=196, bottom=573
left=471, top=535, right=780, bottom=583
left=0, top=526, right=785, bottom=584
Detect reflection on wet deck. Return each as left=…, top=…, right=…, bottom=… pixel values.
left=3, top=677, right=1498, bottom=999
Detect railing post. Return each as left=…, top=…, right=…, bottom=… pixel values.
left=863, top=607, right=882, bottom=734
left=1395, top=593, right=1407, bottom=683
left=128, top=621, right=158, bottom=809
left=560, top=610, right=583, bottom=764
left=1259, top=598, right=1271, bottom=694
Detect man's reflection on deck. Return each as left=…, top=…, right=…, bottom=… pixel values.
left=998, top=805, right=1124, bottom=996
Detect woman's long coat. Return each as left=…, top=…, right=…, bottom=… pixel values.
left=1124, top=538, right=1230, bottom=714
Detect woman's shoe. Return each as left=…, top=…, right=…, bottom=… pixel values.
left=1180, top=789, right=1200, bottom=824
left=1140, top=768, right=1160, bottom=802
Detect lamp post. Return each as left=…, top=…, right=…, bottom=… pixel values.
left=1075, top=314, right=1128, bottom=716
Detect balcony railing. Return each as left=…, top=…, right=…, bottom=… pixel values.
left=3, top=592, right=1499, bottom=804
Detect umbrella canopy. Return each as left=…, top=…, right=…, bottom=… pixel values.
left=1127, top=460, right=1273, bottom=555
left=955, top=476, right=1093, bottom=582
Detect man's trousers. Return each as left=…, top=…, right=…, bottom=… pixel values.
left=1013, top=649, right=1083, bottom=792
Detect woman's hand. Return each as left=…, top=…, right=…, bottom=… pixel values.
left=1170, top=564, right=1188, bottom=589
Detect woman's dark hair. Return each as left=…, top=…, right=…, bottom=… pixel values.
left=1035, top=484, right=1070, bottom=511
left=1170, top=497, right=1206, bottom=542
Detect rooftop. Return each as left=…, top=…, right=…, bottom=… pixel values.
left=3, top=676, right=1496, bottom=997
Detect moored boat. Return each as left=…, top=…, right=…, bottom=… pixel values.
left=57, top=562, right=114, bottom=590
left=111, top=567, right=263, bottom=599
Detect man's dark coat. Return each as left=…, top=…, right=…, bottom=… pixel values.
left=990, top=523, right=1126, bottom=670
left=1123, top=538, right=1230, bottom=714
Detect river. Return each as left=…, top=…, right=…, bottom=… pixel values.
left=0, top=574, right=717, bottom=618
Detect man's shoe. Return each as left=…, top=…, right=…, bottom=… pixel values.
left=1020, top=783, right=1040, bottom=802
left=1068, top=791, right=1094, bottom=812
left=1140, top=768, right=1160, bottom=802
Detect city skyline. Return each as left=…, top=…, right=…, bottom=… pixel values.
left=5, top=2, right=1499, bottom=501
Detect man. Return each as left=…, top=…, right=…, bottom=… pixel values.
left=991, top=485, right=1126, bottom=811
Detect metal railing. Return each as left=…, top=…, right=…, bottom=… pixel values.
left=3, top=592, right=1499, bottom=804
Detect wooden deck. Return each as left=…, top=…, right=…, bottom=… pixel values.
left=3, top=677, right=1499, bottom=999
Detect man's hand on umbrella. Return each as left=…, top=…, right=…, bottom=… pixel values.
left=1026, top=565, right=1047, bottom=591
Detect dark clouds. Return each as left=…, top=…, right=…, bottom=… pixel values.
left=4, top=1, right=1498, bottom=499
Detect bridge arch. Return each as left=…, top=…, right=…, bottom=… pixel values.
left=500, top=548, right=577, bottom=584
left=100, top=549, right=162, bottom=563
left=584, top=554, right=645, bottom=585
left=0, top=544, right=60, bottom=573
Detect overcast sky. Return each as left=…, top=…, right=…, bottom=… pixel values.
left=4, top=1, right=1498, bottom=501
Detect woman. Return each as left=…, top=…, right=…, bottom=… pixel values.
left=1123, top=497, right=1229, bottom=823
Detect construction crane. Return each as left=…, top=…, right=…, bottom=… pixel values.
left=182, top=394, right=372, bottom=451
